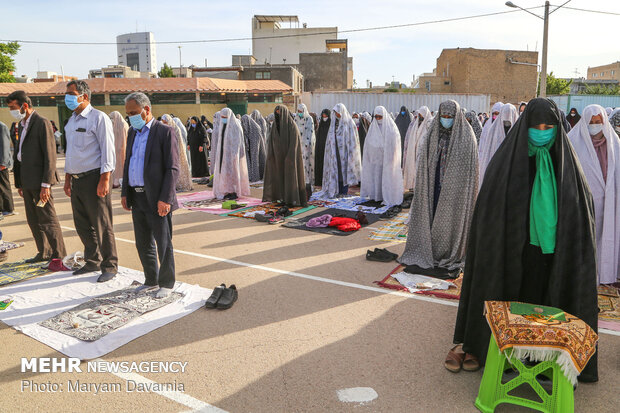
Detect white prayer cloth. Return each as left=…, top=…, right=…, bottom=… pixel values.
left=361, top=106, right=404, bottom=206
left=478, top=102, right=504, bottom=154
left=0, top=267, right=211, bottom=359
left=212, top=108, right=250, bottom=199
left=403, top=106, right=432, bottom=191
left=478, top=103, right=518, bottom=186
left=392, top=271, right=456, bottom=294
left=605, top=107, right=613, bottom=116
left=294, top=103, right=316, bottom=186
left=568, top=104, right=620, bottom=284
left=209, top=111, right=221, bottom=175
left=316, top=103, right=362, bottom=198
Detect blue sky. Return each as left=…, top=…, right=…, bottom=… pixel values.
left=4, top=0, right=619, bottom=85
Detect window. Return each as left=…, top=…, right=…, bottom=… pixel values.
left=601, top=72, right=605, bottom=76
left=593, top=73, right=597, bottom=77
left=109, top=94, right=129, bottom=105
left=255, top=72, right=263, bottom=79
left=263, top=71, right=271, bottom=80
left=90, top=94, right=105, bottom=106
left=199, top=93, right=226, bottom=104
left=150, top=93, right=196, bottom=104
left=425, top=81, right=431, bottom=92
left=612, top=70, right=616, bottom=76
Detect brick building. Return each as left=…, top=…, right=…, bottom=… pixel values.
left=587, top=61, right=620, bottom=81
left=416, top=48, right=539, bottom=105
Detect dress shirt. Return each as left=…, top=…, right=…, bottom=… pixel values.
left=19, top=112, right=49, bottom=187
left=128, top=118, right=154, bottom=187
left=64, top=104, right=115, bottom=174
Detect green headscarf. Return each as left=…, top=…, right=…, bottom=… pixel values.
left=527, top=126, right=557, bottom=254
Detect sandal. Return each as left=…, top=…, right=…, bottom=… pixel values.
left=366, top=249, right=393, bottom=262
left=462, top=353, right=481, bottom=372
left=444, top=344, right=465, bottom=373
left=255, top=213, right=274, bottom=223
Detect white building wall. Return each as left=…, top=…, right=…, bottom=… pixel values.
left=252, top=24, right=336, bottom=65
left=301, top=92, right=491, bottom=115
left=117, top=32, right=157, bottom=74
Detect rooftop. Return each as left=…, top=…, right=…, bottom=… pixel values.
left=254, top=15, right=299, bottom=23
left=0, top=77, right=292, bottom=96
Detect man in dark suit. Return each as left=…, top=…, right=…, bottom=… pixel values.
left=121, top=92, right=179, bottom=298
left=7, top=91, right=66, bottom=263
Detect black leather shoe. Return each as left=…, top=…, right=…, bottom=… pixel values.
left=216, top=285, right=238, bottom=310
left=73, top=266, right=99, bottom=276
left=97, top=272, right=116, bottom=282
left=205, top=284, right=226, bottom=309
left=25, top=253, right=47, bottom=264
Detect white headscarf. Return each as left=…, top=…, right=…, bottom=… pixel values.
left=403, top=106, right=432, bottom=191
left=478, top=103, right=518, bottom=185
left=568, top=104, right=620, bottom=284
left=212, top=108, right=250, bottom=199
left=294, top=103, right=316, bottom=186
left=361, top=106, right=404, bottom=206
left=315, top=103, right=362, bottom=198
left=480, top=102, right=504, bottom=143
left=209, top=111, right=221, bottom=175
left=605, top=107, right=613, bottom=117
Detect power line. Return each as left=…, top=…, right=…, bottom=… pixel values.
left=0, top=8, right=544, bottom=46
left=561, top=6, right=620, bottom=16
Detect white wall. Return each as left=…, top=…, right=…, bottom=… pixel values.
left=116, top=32, right=157, bottom=74
left=252, top=25, right=336, bottom=65
left=301, top=92, right=491, bottom=114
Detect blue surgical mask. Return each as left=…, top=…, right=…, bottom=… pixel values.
left=221, top=118, right=228, bottom=124
left=65, top=94, right=82, bottom=111
left=298, top=112, right=304, bottom=118
left=528, top=126, right=556, bottom=146
left=440, top=117, right=454, bottom=129
left=401, top=111, right=406, bottom=115
left=191, top=123, right=196, bottom=128
left=129, top=112, right=146, bottom=130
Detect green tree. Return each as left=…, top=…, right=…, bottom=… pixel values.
left=580, top=84, right=620, bottom=95
left=158, top=62, right=174, bottom=78
left=0, top=42, right=20, bottom=83
left=537, top=72, right=572, bottom=96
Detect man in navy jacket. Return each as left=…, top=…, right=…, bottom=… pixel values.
left=121, top=92, right=179, bottom=298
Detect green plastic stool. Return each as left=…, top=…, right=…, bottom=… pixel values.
left=475, top=336, right=574, bottom=413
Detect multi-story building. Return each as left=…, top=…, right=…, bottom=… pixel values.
left=88, top=65, right=154, bottom=79
left=116, top=32, right=157, bottom=75
left=587, top=62, right=620, bottom=81
left=416, top=48, right=539, bottom=104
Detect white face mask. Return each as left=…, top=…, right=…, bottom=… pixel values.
left=10, top=106, right=25, bottom=121
left=376, top=119, right=383, bottom=125
left=588, top=123, right=603, bottom=136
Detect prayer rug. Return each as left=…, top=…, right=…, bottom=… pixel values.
left=0, top=241, right=25, bottom=253
left=282, top=209, right=381, bottom=236
left=484, top=300, right=598, bottom=385
left=39, top=285, right=183, bottom=342
left=368, top=212, right=408, bottom=242
left=177, top=190, right=266, bottom=215
left=373, top=264, right=462, bottom=299
left=223, top=202, right=317, bottom=219
left=598, top=293, right=620, bottom=332
left=0, top=260, right=50, bottom=287
left=0, top=267, right=212, bottom=359
left=250, top=181, right=264, bottom=189
left=309, top=194, right=389, bottom=214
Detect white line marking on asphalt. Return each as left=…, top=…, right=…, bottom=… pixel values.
left=93, top=358, right=228, bottom=413
left=60, top=225, right=620, bottom=338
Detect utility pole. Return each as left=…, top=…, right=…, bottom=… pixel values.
left=540, top=1, right=550, bottom=97
left=178, top=46, right=182, bottom=78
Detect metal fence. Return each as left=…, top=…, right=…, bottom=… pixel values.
left=548, top=95, right=620, bottom=114
left=300, top=92, right=491, bottom=114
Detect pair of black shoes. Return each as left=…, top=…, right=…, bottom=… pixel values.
left=366, top=248, right=398, bottom=262
left=205, top=284, right=238, bottom=310
left=223, top=192, right=238, bottom=200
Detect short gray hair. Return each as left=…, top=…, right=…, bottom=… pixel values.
left=67, top=80, right=91, bottom=100
left=124, top=92, right=151, bottom=108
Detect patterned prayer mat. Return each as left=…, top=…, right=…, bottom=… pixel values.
left=223, top=202, right=317, bottom=219
left=0, top=260, right=50, bottom=287
left=484, top=300, right=598, bottom=385
left=282, top=208, right=381, bottom=236
left=177, top=190, right=266, bottom=215
left=39, top=284, right=184, bottom=342
left=0, top=241, right=25, bottom=253
left=374, top=264, right=463, bottom=300
left=368, top=212, right=408, bottom=242
left=308, top=195, right=390, bottom=214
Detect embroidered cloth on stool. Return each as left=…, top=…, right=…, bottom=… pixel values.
left=484, top=300, right=598, bottom=385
